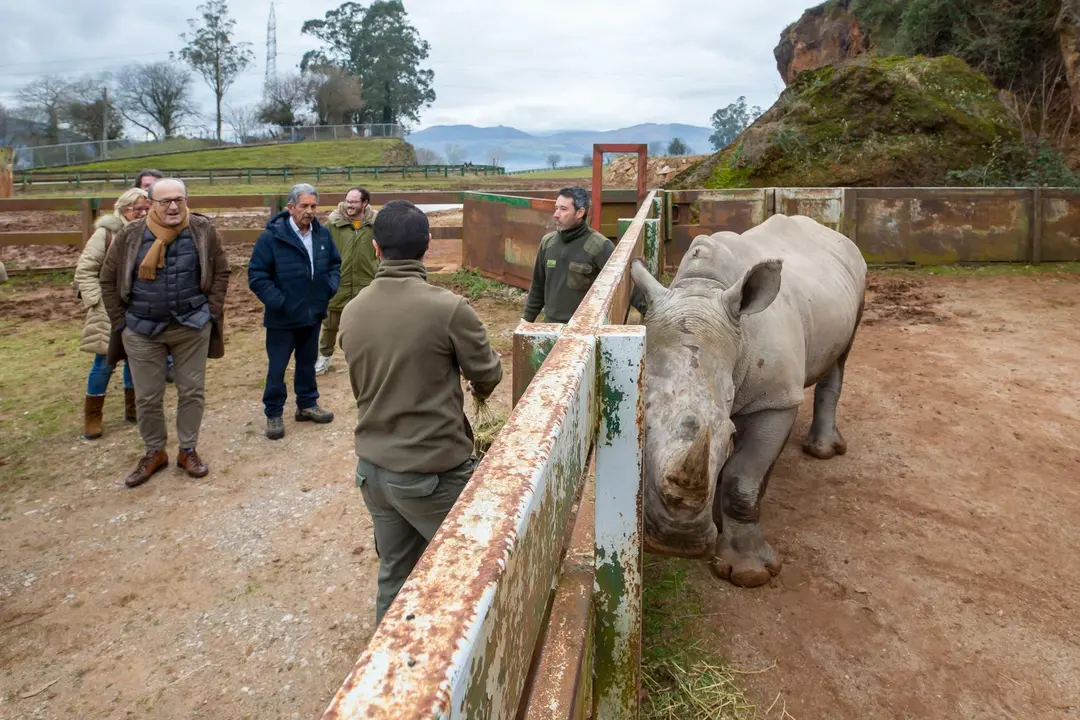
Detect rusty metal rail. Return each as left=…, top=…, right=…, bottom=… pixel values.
left=321, top=190, right=661, bottom=719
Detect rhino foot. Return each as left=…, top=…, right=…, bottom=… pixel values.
left=803, top=427, right=847, bottom=460
left=709, top=533, right=781, bottom=588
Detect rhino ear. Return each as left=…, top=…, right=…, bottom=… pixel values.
left=721, top=258, right=782, bottom=321
left=630, top=258, right=669, bottom=308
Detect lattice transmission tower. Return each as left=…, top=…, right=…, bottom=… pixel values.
left=265, top=1, right=277, bottom=93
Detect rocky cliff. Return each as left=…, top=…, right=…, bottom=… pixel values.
left=774, top=0, right=869, bottom=85
left=667, top=55, right=1020, bottom=189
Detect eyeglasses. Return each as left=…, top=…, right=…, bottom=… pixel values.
left=152, top=197, right=187, bottom=207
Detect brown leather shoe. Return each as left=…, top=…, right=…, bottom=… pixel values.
left=83, top=394, right=105, bottom=440
left=176, top=448, right=209, bottom=478
left=124, top=449, right=168, bottom=488
left=124, top=388, right=137, bottom=423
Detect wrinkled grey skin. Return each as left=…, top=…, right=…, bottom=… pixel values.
left=631, top=214, right=867, bottom=588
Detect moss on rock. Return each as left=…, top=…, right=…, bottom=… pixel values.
left=668, top=55, right=1021, bottom=189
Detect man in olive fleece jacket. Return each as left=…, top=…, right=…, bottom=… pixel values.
left=315, top=186, right=377, bottom=375
left=523, top=186, right=648, bottom=323
left=338, top=199, right=503, bottom=625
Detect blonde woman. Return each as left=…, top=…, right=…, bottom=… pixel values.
left=74, top=187, right=151, bottom=439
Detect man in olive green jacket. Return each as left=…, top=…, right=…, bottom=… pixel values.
left=316, top=186, right=377, bottom=375
left=339, top=199, right=503, bottom=626
left=523, top=186, right=647, bottom=323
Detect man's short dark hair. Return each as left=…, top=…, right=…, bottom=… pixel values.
left=373, top=200, right=429, bottom=261
left=558, top=186, right=590, bottom=214
left=347, top=186, right=371, bottom=203
left=134, top=169, right=164, bottom=188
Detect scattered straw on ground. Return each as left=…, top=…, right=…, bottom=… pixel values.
left=643, top=655, right=757, bottom=720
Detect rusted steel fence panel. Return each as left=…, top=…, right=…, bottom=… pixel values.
left=666, top=189, right=769, bottom=270
left=512, top=323, right=563, bottom=408
left=519, top=462, right=597, bottom=720
left=854, top=188, right=1032, bottom=264
left=462, top=192, right=556, bottom=290
left=665, top=187, right=1080, bottom=268
left=593, top=326, right=646, bottom=719
left=1037, top=188, right=1080, bottom=262
left=775, top=187, right=844, bottom=231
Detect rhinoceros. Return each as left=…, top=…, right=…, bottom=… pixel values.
left=629, top=213, right=867, bottom=588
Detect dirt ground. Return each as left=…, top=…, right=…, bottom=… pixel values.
left=0, top=248, right=521, bottom=720
left=2, top=267, right=1078, bottom=719
left=682, top=272, right=1080, bottom=719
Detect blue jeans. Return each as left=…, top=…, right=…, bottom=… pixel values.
left=263, top=324, right=321, bottom=418
left=87, top=353, right=134, bottom=396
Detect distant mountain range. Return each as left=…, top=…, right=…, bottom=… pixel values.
left=404, top=123, right=713, bottom=171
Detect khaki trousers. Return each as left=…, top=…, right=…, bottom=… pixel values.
left=123, top=323, right=211, bottom=452
left=318, top=309, right=342, bottom=358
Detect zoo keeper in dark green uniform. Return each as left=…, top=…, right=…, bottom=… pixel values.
left=522, top=185, right=647, bottom=323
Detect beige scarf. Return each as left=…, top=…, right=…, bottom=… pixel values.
left=139, top=209, right=190, bottom=281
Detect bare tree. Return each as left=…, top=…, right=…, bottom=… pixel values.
left=415, top=147, right=443, bottom=164
left=176, top=0, right=255, bottom=142
left=259, top=73, right=316, bottom=132
left=14, top=75, right=75, bottom=143
left=115, top=62, right=198, bottom=139
left=547, top=153, right=561, bottom=169
left=444, top=143, right=465, bottom=165
left=224, top=103, right=261, bottom=143
left=310, top=65, right=364, bottom=126
left=487, top=147, right=506, bottom=167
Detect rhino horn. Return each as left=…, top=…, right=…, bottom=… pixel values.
left=681, top=425, right=711, bottom=483
left=631, top=259, right=669, bottom=306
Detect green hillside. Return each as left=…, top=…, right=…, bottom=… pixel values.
left=61, top=138, right=416, bottom=172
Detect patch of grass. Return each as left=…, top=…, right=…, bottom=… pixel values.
left=511, top=166, right=593, bottom=179
left=870, top=262, right=1080, bottom=277
left=59, top=138, right=411, bottom=172
left=431, top=268, right=525, bottom=302
left=0, top=269, right=75, bottom=293
left=642, top=558, right=755, bottom=719
left=0, top=317, right=87, bottom=484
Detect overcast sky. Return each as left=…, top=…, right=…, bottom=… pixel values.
left=0, top=0, right=812, bottom=136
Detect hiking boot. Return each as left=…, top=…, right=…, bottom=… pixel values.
left=296, top=405, right=334, bottom=424
left=83, top=394, right=105, bottom=440
left=314, top=354, right=333, bottom=376
left=124, top=388, right=137, bottom=423
left=266, top=416, right=285, bottom=440
left=176, top=447, right=209, bottom=478
left=124, top=449, right=168, bottom=488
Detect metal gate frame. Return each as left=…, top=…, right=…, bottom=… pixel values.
left=590, top=143, right=648, bottom=232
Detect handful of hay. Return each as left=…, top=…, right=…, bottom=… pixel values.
left=471, top=395, right=507, bottom=460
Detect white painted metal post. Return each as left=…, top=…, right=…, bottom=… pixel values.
left=593, top=326, right=646, bottom=720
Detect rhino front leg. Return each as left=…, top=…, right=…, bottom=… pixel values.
left=711, top=407, right=797, bottom=588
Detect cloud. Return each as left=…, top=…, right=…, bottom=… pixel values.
left=0, top=0, right=810, bottom=134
